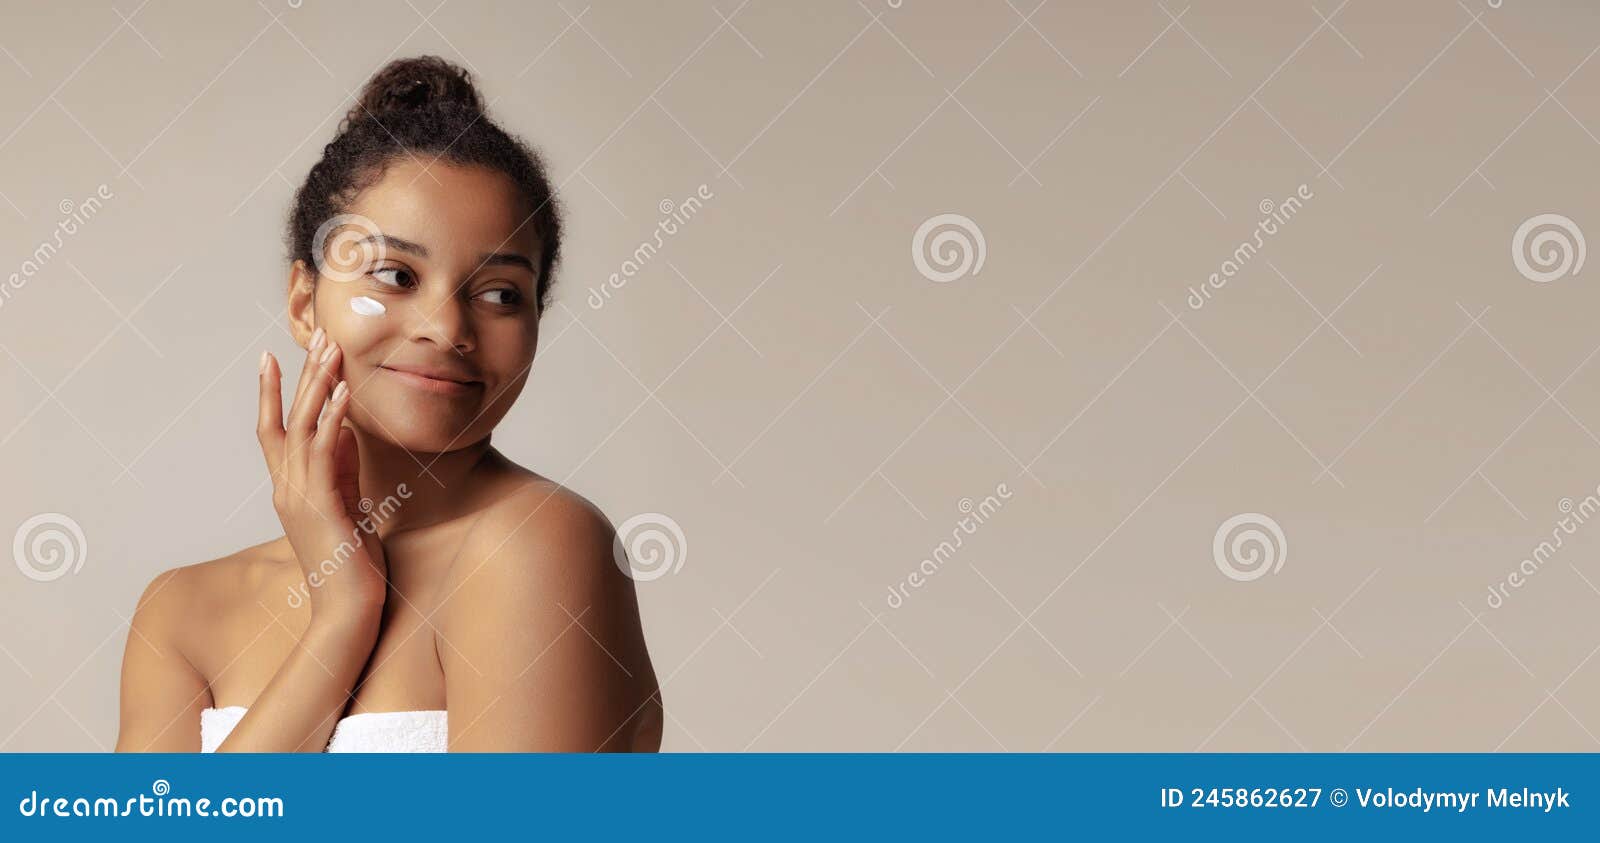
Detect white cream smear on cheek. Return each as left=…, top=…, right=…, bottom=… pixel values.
left=349, top=296, right=386, bottom=317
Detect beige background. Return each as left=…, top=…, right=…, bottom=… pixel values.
left=3, top=0, right=1600, bottom=751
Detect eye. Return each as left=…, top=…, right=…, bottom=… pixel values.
left=370, top=267, right=416, bottom=288
left=477, top=288, right=522, bottom=306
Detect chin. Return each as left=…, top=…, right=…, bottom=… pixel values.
left=390, top=421, right=490, bottom=454
left=350, top=403, right=488, bottom=454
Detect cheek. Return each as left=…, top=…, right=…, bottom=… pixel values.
left=487, top=324, right=539, bottom=379
left=318, top=291, right=391, bottom=356
left=471, top=322, right=536, bottom=405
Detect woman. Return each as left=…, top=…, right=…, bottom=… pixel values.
left=112, top=56, right=663, bottom=752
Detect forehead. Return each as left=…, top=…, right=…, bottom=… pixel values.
left=344, top=159, right=542, bottom=261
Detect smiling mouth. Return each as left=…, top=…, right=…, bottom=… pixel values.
left=378, top=366, right=483, bottom=396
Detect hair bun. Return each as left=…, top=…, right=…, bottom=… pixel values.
left=350, top=55, right=482, bottom=124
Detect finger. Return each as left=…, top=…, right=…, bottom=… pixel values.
left=286, top=339, right=341, bottom=447
left=285, top=342, right=341, bottom=516
left=294, top=342, right=347, bottom=521
left=291, top=326, right=327, bottom=408
left=332, top=425, right=364, bottom=522
left=309, top=379, right=350, bottom=495
left=256, top=351, right=286, bottom=471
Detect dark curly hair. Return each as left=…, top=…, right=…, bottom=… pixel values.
left=287, top=56, right=562, bottom=311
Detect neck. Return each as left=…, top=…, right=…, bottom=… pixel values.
left=346, top=424, right=495, bottom=535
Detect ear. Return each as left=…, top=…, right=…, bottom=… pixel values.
left=286, top=260, right=318, bottom=348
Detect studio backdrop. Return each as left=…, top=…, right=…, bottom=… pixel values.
left=3, top=0, right=1600, bottom=751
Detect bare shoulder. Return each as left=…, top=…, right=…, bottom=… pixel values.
left=439, top=473, right=643, bottom=637
left=438, top=473, right=643, bottom=645
left=118, top=539, right=294, bottom=750
left=130, top=539, right=290, bottom=655
left=437, top=473, right=662, bottom=751
left=453, top=476, right=617, bottom=583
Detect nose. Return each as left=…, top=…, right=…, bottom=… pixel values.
left=404, top=289, right=476, bottom=354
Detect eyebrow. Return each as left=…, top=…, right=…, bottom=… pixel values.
left=365, top=234, right=428, bottom=257
left=362, top=234, right=536, bottom=275
left=477, top=252, right=537, bottom=274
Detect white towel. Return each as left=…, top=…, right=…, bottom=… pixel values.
left=200, top=706, right=448, bottom=752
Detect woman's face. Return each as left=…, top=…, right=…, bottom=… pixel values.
left=293, top=159, right=543, bottom=454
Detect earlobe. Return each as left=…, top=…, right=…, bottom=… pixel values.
left=286, top=260, right=319, bottom=348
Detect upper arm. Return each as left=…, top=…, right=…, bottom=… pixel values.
left=114, top=569, right=211, bottom=752
left=438, top=485, right=661, bottom=752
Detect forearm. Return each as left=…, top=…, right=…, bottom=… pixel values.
left=213, top=613, right=379, bottom=752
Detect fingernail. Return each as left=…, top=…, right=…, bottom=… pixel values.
left=258, top=350, right=269, bottom=375
left=309, top=327, right=325, bottom=351
left=332, top=381, right=348, bottom=403
left=321, top=341, right=338, bottom=364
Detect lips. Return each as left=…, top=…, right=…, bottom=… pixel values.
left=378, top=365, right=483, bottom=397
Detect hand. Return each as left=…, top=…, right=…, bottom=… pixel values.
left=257, top=327, right=388, bottom=620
